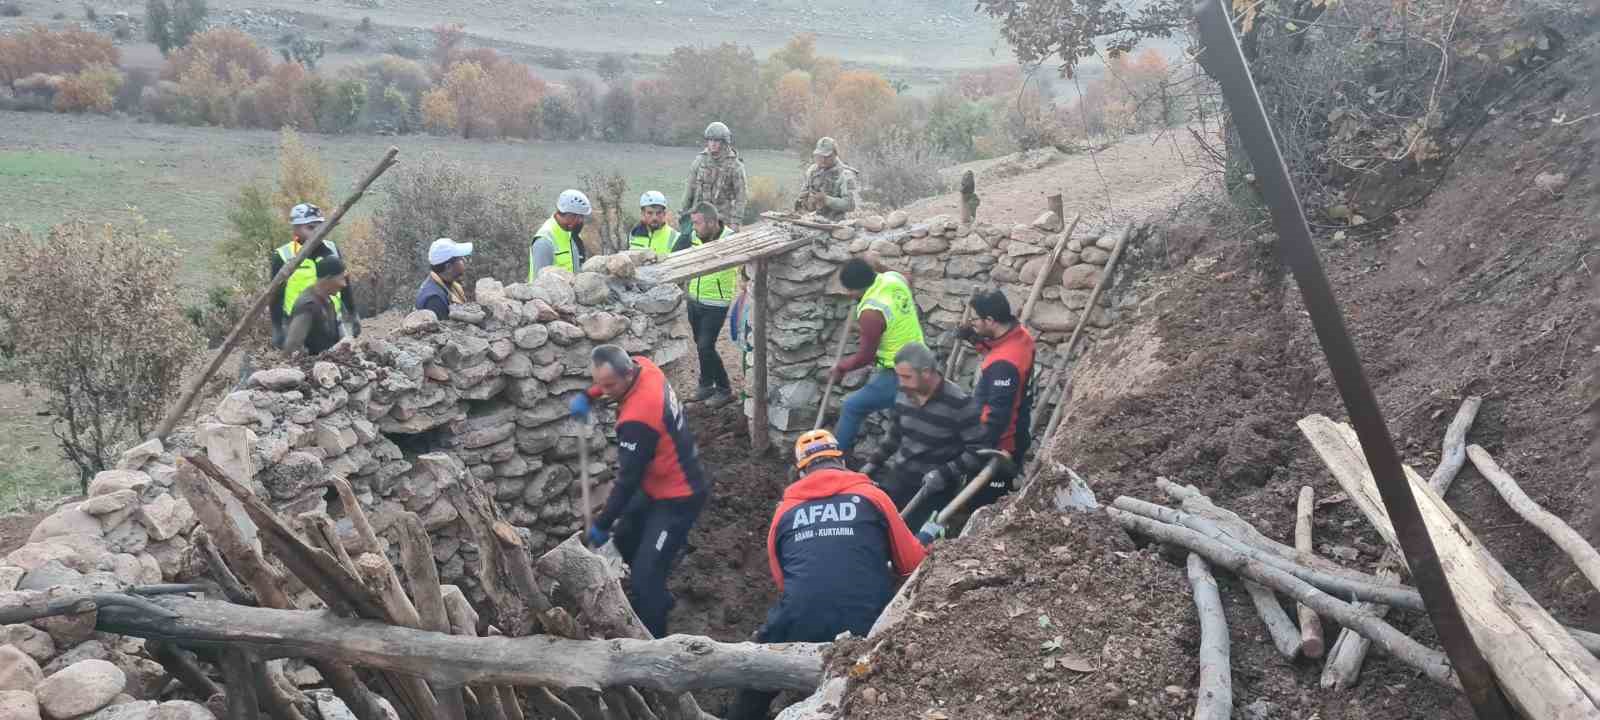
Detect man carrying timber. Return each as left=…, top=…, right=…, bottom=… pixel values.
left=730, top=429, right=925, bottom=720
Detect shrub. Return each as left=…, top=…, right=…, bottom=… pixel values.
left=313, top=77, right=366, bottom=133
left=744, top=175, right=787, bottom=225
left=430, top=22, right=466, bottom=75
left=357, top=16, right=372, bottom=33
left=0, top=219, right=202, bottom=486
left=145, top=0, right=207, bottom=55
left=53, top=63, right=121, bottom=112
left=659, top=43, right=767, bottom=145
left=856, top=125, right=949, bottom=209
left=596, top=53, right=624, bottom=82
left=385, top=39, right=422, bottom=59
left=272, top=127, right=332, bottom=216
left=925, top=90, right=990, bottom=160
left=0, top=25, right=120, bottom=87
left=163, top=27, right=272, bottom=83
left=598, top=81, right=634, bottom=141
left=236, top=61, right=315, bottom=130
left=279, top=34, right=325, bottom=70
left=819, top=70, right=896, bottom=147
left=483, top=59, right=545, bottom=138
left=221, top=182, right=286, bottom=289
left=419, top=86, right=456, bottom=134
left=578, top=169, right=629, bottom=255
left=0, top=2, right=22, bottom=18
left=114, top=66, right=155, bottom=112
left=538, top=91, right=582, bottom=140
left=631, top=77, right=673, bottom=144
left=368, top=155, right=543, bottom=312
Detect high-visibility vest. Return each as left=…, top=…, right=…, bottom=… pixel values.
left=629, top=224, right=679, bottom=257
left=276, top=241, right=344, bottom=316
left=531, top=216, right=578, bottom=278
left=686, top=227, right=737, bottom=304
left=856, top=271, right=924, bottom=368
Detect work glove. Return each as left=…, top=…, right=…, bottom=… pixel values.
left=921, top=468, right=949, bottom=494
left=568, top=394, right=591, bottom=419
left=956, top=325, right=980, bottom=344
left=915, top=520, right=944, bottom=546
left=585, top=525, right=611, bottom=549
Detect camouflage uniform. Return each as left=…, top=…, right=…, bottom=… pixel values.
left=681, top=149, right=748, bottom=229
left=795, top=161, right=861, bottom=221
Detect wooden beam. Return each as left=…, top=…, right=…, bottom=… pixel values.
left=95, top=595, right=827, bottom=693
left=1295, top=486, right=1325, bottom=659
left=1298, top=414, right=1600, bottom=716
left=643, top=225, right=812, bottom=285
left=750, top=258, right=771, bottom=454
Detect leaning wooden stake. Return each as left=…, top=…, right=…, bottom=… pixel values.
left=1295, top=486, right=1325, bottom=659
left=750, top=258, right=771, bottom=453
left=1242, top=581, right=1300, bottom=659
left=1020, top=213, right=1083, bottom=327
left=393, top=514, right=471, bottom=720
left=1035, top=223, right=1132, bottom=456
left=1323, top=395, right=1480, bottom=689
left=154, top=147, right=399, bottom=441
left=1469, top=444, right=1600, bottom=593
left=1186, top=554, right=1232, bottom=720
left=814, top=310, right=855, bottom=430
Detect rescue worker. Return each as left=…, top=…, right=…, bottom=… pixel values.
left=415, top=237, right=472, bottom=321
left=960, top=290, right=1036, bottom=510
left=730, top=429, right=925, bottom=720
left=793, top=136, right=860, bottom=221
left=680, top=121, right=747, bottom=235
left=568, top=345, right=711, bottom=638
left=530, top=189, right=592, bottom=278
left=831, top=258, right=925, bottom=454
left=859, top=342, right=987, bottom=531
left=281, top=256, right=349, bottom=357
left=270, top=202, right=361, bottom=348
left=629, top=190, right=680, bottom=257
left=684, top=202, right=737, bottom=407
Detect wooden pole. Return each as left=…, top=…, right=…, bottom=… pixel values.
left=1295, top=486, right=1325, bottom=659
left=1035, top=224, right=1132, bottom=456
left=1185, top=554, right=1231, bottom=720
left=813, top=310, right=855, bottom=431
left=154, top=147, right=399, bottom=442
left=1241, top=581, right=1301, bottom=659
left=1047, top=193, right=1064, bottom=223
left=1469, top=444, right=1600, bottom=592
left=944, top=298, right=974, bottom=379
left=1322, top=396, right=1480, bottom=689
left=750, top=259, right=771, bottom=454
left=1019, top=214, right=1083, bottom=329
left=958, top=170, right=979, bottom=225
left=394, top=515, right=469, bottom=720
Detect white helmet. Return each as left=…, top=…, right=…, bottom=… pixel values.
left=556, top=189, right=592, bottom=216
left=639, top=190, right=668, bottom=209
left=289, top=203, right=325, bottom=226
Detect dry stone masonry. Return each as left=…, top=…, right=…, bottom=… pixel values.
left=754, top=209, right=1149, bottom=451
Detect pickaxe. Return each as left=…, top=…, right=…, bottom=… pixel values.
left=901, top=449, right=1015, bottom=545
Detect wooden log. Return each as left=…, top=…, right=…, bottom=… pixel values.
left=392, top=515, right=470, bottom=720
left=1241, top=581, right=1300, bottom=659
left=1186, top=554, right=1231, bottom=720
left=1107, top=507, right=1458, bottom=687
left=559, top=689, right=607, bottom=720
left=179, top=461, right=388, bottom=720
left=645, top=225, right=808, bottom=284
left=498, top=686, right=525, bottom=720
left=1470, top=444, right=1600, bottom=592
left=1035, top=223, right=1132, bottom=454
left=958, top=170, right=979, bottom=224
left=1298, top=414, right=1600, bottom=715
left=302, top=512, right=358, bottom=574
left=1020, top=213, right=1082, bottom=328
left=147, top=640, right=222, bottom=700
left=530, top=689, right=584, bottom=720
left=751, top=258, right=771, bottom=453
left=97, top=595, right=827, bottom=693
left=944, top=297, right=974, bottom=378
left=222, top=648, right=263, bottom=720
left=192, top=529, right=256, bottom=605
left=425, top=453, right=534, bottom=638
left=154, top=147, right=399, bottom=441
left=1295, top=486, right=1325, bottom=659
left=331, top=474, right=383, bottom=556
left=253, top=655, right=313, bottom=720
left=356, top=553, right=423, bottom=629
left=1110, top=497, right=1424, bottom=610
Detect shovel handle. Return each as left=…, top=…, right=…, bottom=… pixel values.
left=933, top=456, right=1008, bottom=528
left=577, top=417, right=593, bottom=537
left=899, top=485, right=930, bottom=520
left=814, top=310, right=856, bottom=431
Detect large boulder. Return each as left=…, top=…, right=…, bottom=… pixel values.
left=0, top=690, right=40, bottom=720
left=0, top=625, right=53, bottom=664
left=34, top=659, right=125, bottom=719
left=27, top=506, right=102, bottom=544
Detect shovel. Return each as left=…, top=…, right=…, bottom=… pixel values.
left=911, top=449, right=1016, bottom=545
left=813, top=309, right=856, bottom=431
left=576, top=415, right=629, bottom=570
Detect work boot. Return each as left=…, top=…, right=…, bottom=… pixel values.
left=691, top=386, right=719, bottom=403
left=702, top=387, right=734, bottom=409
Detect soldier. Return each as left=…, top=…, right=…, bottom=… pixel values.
left=794, top=136, right=860, bottom=221
left=680, top=121, right=747, bottom=235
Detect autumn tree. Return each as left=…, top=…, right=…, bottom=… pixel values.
left=0, top=25, right=119, bottom=87
left=659, top=43, right=768, bottom=145
left=423, top=60, right=489, bottom=138
left=819, top=70, right=895, bottom=146
left=972, top=0, right=1187, bottom=77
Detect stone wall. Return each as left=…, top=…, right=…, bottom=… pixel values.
left=752, top=209, right=1149, bottom=451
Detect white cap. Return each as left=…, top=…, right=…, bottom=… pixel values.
left=289, top=203, right=325, bottom=226
left=427, top=238, right=473, bottom=265
left=639, top=190, right=668, bottom=208
left=557, top=189, right=593, bottom=216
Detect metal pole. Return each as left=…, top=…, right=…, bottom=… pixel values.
left=1190, top=1, right=1510, bottom=715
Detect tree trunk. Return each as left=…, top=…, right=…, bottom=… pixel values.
left=1295, top=486, right=1325, bottom=659
left=1468, top=444, right=1600, bottom=594
left=1241, top=581, right=1300, bottom=659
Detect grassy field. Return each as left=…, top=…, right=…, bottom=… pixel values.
left=0, top=110, right=802, bottom=300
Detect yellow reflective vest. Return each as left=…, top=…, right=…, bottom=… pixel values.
left=531, top=217, right=579, bottom=278
left=686, top=226, right=737, bottom=305
left=276, top=241, right=344, bottom=317
left=856, top=271, right=923, bottom=368
left=629, top=224, right=679, bottom=257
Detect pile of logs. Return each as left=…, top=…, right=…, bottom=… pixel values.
left=1111, top=397, right=1600, bottom=718
left=6, top=449, right=825, bottom=720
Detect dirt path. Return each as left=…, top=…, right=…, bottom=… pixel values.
left=908, top=128, right=1218, bottom=232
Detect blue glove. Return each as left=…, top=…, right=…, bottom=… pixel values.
left=729, top=293, right=745, bottom=343
left=916, top=520, right=943, bottom=546
left=586, top=525, right=611, bottom=549
left=568, top=393, right=591, bottom=419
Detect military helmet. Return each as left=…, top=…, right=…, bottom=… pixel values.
left=704, top=122, right=732, bottom=142
left=813, top=136, right=838, bottom=158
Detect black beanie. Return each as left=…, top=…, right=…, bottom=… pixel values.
left=316, top=255, right=347, bottom=279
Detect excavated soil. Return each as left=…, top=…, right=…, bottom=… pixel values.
left=828, top=31, right=1600, bottom=720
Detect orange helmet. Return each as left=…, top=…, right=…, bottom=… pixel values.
left=794, top=429, right=843, bottom=469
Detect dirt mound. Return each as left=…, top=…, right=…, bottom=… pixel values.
left=831, top=29, right=1600, bottom=720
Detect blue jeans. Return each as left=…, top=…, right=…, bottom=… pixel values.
left=834, top=369, right=898, bottom=454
